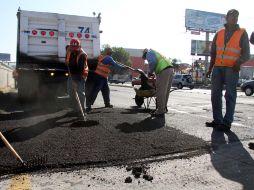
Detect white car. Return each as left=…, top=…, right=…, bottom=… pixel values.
left=172, top=74, right=194, bottom=89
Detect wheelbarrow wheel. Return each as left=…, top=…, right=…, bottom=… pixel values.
left=135, top=95, right=144, bottom=107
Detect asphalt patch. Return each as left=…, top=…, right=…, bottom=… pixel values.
left=0, top=95, right=210, bottom=176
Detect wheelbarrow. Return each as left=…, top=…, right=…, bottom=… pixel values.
left=126, top=66, right=157, bottom=109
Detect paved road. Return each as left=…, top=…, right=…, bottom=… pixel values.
left=0, top=87, right=254, bottom=190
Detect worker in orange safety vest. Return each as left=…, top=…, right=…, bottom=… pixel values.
left=65, top=38, right=88, bottom=112
left=85, top=47, right=127, bottom=112
left=205, top=9, right=250, bottom=132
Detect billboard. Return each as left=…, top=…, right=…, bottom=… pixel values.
left=191, top=40, right=212, bottom=56
left=185, top=9, right=225, bottom=32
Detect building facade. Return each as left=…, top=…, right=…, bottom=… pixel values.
left=241, top=58, right=254, bottom=79
left=124, top=48, right=148, bottom=78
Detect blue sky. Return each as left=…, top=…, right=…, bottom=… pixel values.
left=1, top=0, right=254, bottom=63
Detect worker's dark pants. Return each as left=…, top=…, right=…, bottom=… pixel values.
left=85, top=72, right=95, bottom=107
left=67, top=77, right=85, bottom=111
left=86, top=73, right=110, bottom=108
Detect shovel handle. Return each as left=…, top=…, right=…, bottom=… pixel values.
left=0, top=132, right=24, bottom=164
left=74, top=90, right=87, bottom=121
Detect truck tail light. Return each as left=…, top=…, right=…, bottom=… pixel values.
left=77, top=33, right=82, bottom=38
left=32, top=30, right=37, bottom=35
left=49, top=31, right=55, bottom=36
left=69, top=33, right=74, bottom=37
left=85, top=34, right=90, bottom=38
left=41, top=31, right=46, bottom=36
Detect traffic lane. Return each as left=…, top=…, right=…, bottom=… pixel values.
left=108, top=85, right=254, bottom=112
left=0, top=91, right=210, bottom=176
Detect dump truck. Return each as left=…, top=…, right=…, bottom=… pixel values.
left=15, top=9, right=101, bottom=100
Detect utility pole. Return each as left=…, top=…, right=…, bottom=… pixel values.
left=204, top=31, right=210, bottom=85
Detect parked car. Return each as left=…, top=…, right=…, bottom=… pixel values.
left=109, top=74, right=129, bottom=84
left=240, top=80, right=254, bottom=96
left=109, top=79, right=126, bottom=84
left=237, top=78, right=246, bottom=87
left=172, top=74, right=194, bottom=89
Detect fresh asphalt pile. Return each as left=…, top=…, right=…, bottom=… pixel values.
left=0, top=92, right=210, bottom=176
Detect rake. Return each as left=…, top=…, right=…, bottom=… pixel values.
left=66, top=65, right=87, bottom=122
left=0, top=132, right=47, bottom=170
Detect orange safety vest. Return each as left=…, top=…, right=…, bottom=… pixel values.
left=94, top=55, right=111, bottom=78
left=215, top=28, right=245, bottom=67
left=65, top=47, right=88, bottom=79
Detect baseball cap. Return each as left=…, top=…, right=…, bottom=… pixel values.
left=226, top=9, right=239, bottom=17
left=142, top=48, right=148, bottom=59
left=104, top=47, right=113, bottom=55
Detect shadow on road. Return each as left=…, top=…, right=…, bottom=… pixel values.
left=0, top=111, right=98, bottom=146
left=211, top=129, right=254, bottom=189
left=120, top=107, right=153, bottom=114
left=116, top=116, right=165, bottom=133
left=0, top=92, right=68, bottom=121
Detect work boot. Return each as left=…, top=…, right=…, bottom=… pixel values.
left=216, top=124, right=231, bottom=132
left=205, top=121, right=220, bottom=128
left=248, top=142, right=254, bottom=150
left=105, top=104, right=113, bottom=108
left=86, top=107, right=92, bottom=113
left=150, top=110, right=165, bottom=118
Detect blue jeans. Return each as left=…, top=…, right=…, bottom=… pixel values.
left=211, top=66, right=239, bottom=126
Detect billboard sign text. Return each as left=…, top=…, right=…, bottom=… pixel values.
left=185, top=9, right=225, bottom=32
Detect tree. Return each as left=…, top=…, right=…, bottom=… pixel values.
left=111, top=47, right=131, bottom=67
left=101, top=45, right=132, bottom=75
left=171, top=58, right=180, bottom=72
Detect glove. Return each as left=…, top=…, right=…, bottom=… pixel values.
left=232, top=64, right=240, bottom=72
left=206, top=70, right=212, bottom=78
left=148, top=72, right=155, bottom=78
left=124, top=65, right=129, bottom=70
